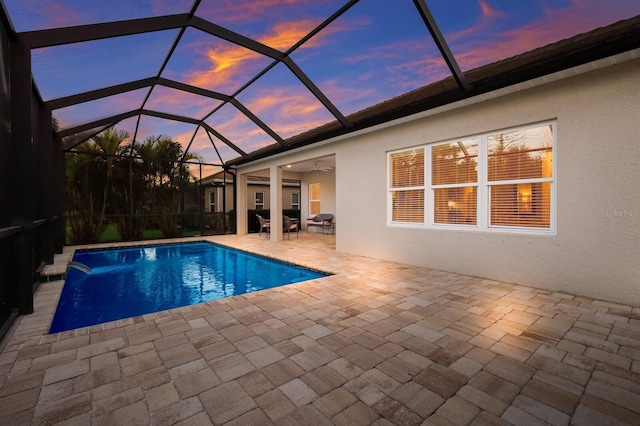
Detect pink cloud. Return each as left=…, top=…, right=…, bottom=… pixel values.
left=244, top=86, right=333, bottom=137
left=451, top=0, right=640, bottom=70
left=25, top=0, right=86, bottom=28
left=446, top=0, right=505, bottom=43
left=184, top=16, right=355, bottom=94
left=145, top=86, right=221, bottom=119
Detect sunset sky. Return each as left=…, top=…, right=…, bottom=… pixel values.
left=4, top=0, right=640, bottom=173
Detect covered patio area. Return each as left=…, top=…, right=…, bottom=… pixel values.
left=1, top=233, right=639, bottom=424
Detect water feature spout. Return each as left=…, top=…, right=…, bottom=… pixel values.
left=67, top=261, right=92, bottom=274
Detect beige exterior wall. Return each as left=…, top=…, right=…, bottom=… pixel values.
left=338, top=58, right=639, bottom=304
left=238, top=57, right=640, bottom=304
left=302, top=169, right=336, bottom=228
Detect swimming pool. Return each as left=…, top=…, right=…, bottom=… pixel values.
left=49, top=241, right=328, bottom=333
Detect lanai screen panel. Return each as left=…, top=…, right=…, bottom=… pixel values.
left=145, top=86, right=223, bottom=120
left=291, top=0, right=451, bottom=116
left=162, top=28, right=274, bottom=96
left=32, top=31, right=178, bottom=101
left=428, top=0, right=640, bottom=71
left=3, top=0, right=193, bottom=31
left=54, top=89, right=149, bottom=131
left=132, top=116, right=204, bottom=160
left=205, top=103, right=276, bottom=155
left=187, top=127, right=224, bottom=166
left=194, top=0, right=347, bottom=51
left=237, top=62, right=337, bottom=139
left=204, top=130, right=244, bottom=165
left=2, top=0, right=639, bottom=166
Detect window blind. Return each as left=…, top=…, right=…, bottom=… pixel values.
left=488, top=125, right=553, bottom=228
left=431, top=140, right=478, bottom=225
left=390, top=149, right=424, bottom=223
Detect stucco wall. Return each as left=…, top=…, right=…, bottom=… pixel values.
left=302, top=169, right=336, bottom=229
left=333, top=58, right=640, bottom=305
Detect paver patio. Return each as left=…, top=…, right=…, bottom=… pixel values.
left=1, top=232, right=640, bottom=425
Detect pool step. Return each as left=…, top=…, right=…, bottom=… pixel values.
left=39, top=252, right=72, bottom=282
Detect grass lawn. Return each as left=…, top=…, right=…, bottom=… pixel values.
left=97, top=224, right=201, bottom=242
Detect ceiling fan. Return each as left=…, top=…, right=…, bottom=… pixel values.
left=309, top=160, right=332, bottom=172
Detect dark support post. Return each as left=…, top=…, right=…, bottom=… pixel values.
left=10, top=38, right=35, bottom=315
left=198, top=163, right=203, bottom=235
left=128, top=157, right=134, bottom=241
left=53, top=137, right=65, bottom=252
left=231, top=169, right=236, bottom=234
left=37, top=100, right=55, bottom=264
left=222, top=169, right=227, bottom=233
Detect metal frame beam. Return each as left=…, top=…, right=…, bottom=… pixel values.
left=47, top=77, right=230, bottom=110
left=230, top=100, right=286, bottom=146
left=284, top=57, right=350, bottom=128
left=21, top=9, right=350, bottom=158
left=60, top=109, right=249, bottom=159
left=47, top=78, right=156, bottom=110
left=412, top=0, right=470, bottom=92
left=190, top=16, right=284, bottom=60
left=21, top=14, right=191, bottom=48
left=201, top=123, right=248, bottom=160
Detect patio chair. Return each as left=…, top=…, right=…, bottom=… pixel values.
left=283, top=216, right=298, bottom=239
left=306, top=214, right=333, bottom=234
left=256, top=214, right=270, bottom=237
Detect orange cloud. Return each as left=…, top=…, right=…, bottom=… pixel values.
left=185, top=15, right=354, bottom=93
left=186, top=42, right=263, bottom=91
left=245, top=87, right=332, bottom=137
left=260, top=20, right=323, bottom=50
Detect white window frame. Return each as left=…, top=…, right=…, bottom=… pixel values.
left=255, top=191, right=265, bottom=210
left=309, top=183, right=321, bottom=215
left=386, top=148, right=426, bottom=227
left=291, top=193, right=300, bottom=210
left=209, top=190, right=217, bottom=212
left=388, top=120, right=556, bottom=235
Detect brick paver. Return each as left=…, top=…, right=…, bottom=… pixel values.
left=1, top=233, right=640, bottom=424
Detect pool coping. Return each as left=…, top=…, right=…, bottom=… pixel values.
left=5, top=236, right=339, bottom=351
left=49, top=239, right=333, bottom=334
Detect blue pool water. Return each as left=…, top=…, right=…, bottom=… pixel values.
left=49, top=242, right=327, bottom=333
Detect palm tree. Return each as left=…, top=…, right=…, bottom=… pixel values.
left=65, top=143, right=103, bottom=243
left=133, top=136, right=202, bottom=237
left=93, top=127, right=129, bottom=235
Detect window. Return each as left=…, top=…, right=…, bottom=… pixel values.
left=487, top=125, right=553, bottom=229
left=389, top=148, right=424, bottom=223
left=431, top=140, right=477, bottom=225
left=209, top=191, right=216, bottom=212
left=388, top=122, right=555, bottom=233
left=255, top=192, right=264, bottom=210
left=291, top=193, right=300, bottom=210
left=309, top=184, right=321, bottom=215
